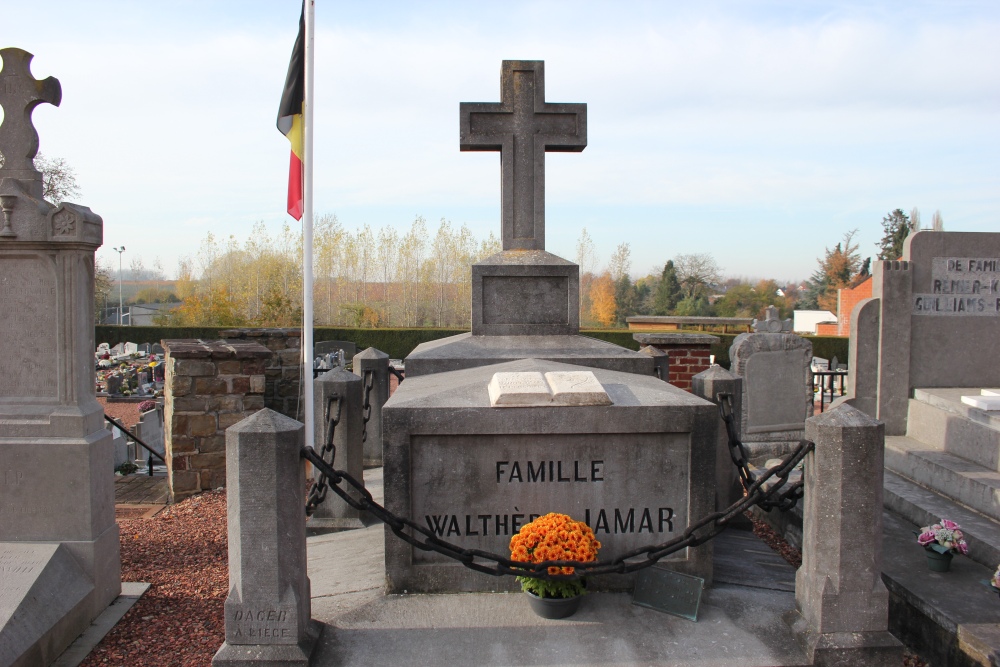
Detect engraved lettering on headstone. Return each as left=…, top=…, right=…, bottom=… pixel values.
left=411, top=432, right=689, bottom=563
left=914, top=257, right=1000, bottom=316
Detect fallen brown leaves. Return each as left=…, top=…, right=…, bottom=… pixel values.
left=81, top=490, right=228, bottom=667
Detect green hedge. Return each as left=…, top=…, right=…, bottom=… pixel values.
left=95, top=325, right=851, bottom=368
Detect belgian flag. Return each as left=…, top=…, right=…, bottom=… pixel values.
left=277, top=5, right=305, bottom=220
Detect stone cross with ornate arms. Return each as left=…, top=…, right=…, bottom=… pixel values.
left=460, top=60, right=586, bottom=252
left=0, top=48, right=62, bottom=195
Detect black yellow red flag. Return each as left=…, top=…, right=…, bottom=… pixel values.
left=277, top=4, right=305, bottom=220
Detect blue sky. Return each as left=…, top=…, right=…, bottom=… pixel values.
left=5, top=1, right=999, bottom=281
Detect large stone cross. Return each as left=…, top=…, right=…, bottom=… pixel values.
left=0, top=48, right=62, bottom=178
left=460, top=60, right=586, bottom=252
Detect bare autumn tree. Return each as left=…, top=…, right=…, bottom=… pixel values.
left=673, top=253, right=722, bottom=300
left=35, top=153, right=81, bottom=203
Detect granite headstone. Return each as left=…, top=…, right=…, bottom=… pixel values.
left=0, top=47, right=120, bottom=666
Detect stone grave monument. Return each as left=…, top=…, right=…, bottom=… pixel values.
left=0, top=48, right=121, bottom=665
left=383, top=61, right=716, bottom=594
left=839, top=230, right=1000, bottom=576
left=404, top=61, right=652, bottom=378
left=728, top=305, right=813, bottom=463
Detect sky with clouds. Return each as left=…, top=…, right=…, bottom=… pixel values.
left=4, top=0, right=999, bottom=281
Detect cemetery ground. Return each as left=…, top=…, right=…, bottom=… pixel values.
left=83, top=474, right=931, bottom=667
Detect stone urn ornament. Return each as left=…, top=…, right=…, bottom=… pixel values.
left=916, top=519, right=969, bottom=572
left=509, top=513, right=601, bottom=619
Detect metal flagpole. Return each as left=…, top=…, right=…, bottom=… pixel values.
left=302, top=0, right=315, bottom=449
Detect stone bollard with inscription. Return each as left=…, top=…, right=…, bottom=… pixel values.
left=691, top=365, right=744, bottom=510
left=787, top=403, right=903, bottom=666
left=353, top=347, right=389, bottom=467
left=309, top=368, right=365, bottom=531
left=213, top=409, right=320, bottom=666
left=0, top=47, right=121, bottom=666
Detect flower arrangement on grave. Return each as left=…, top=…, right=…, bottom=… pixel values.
left=992, top=564, right=1000, bottom=598
left=137, top=400, right=156, bottom=413
left=509, top=512, right=600, bottom=599
left=916, top=519, right=969, bottom=556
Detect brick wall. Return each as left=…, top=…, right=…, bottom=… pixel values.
left=816, top=322, right=839, bottom=336
left=162, top=339, right=271, bottom=503
left=633, top=333, right=719, bottom=392
left=837, top=277, right=872, bottom=337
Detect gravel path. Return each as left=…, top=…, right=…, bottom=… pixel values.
left=82, top=491, right=228, bottom=667
left=98, top=397, right=142, bottom=431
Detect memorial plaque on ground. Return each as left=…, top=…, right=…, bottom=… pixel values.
left=383, top=358, right=717, bottom=593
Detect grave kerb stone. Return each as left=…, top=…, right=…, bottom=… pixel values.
left=212, top=409, right=320, bottom=665
left=787, top=403, right=903, bottom=665
left=691, top=365, right=744, bottom=510
left=353, top=347, right=390, bottom=467
left=309, top=368, right=364, bottom=530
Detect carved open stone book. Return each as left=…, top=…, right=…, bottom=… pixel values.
left=487, top=371, right=612, bottom=407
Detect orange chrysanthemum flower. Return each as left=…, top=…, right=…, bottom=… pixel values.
left=509, top=512, right=601, bottom=575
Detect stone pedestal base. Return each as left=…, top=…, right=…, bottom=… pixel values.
left=471, top=250, right=579, bottom=336
left=383, top=358, right=717, bottom=593
left=787, top=611, right=903, bottom=666
left=212, top=620, right=322, bottom=667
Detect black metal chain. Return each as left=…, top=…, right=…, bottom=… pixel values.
left=300, top=399, right=813, bottom=581
left=717, top=392, right=806, bottom=512
left=360, top=370, right=374, bottom=444
left=305, top=394, right=341, bottom=516
left=388, top=366, right=404, bottom=384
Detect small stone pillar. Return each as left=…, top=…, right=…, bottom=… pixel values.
left=633, top=333, right=718, bottom=392
left=309, top=368, right=364, bottom=530
left=872, top=260, right=912, bottom=435
left=788, top=403, right=903, bottom=665
left=691, top=365, right=743, bottom=510
left=353, top=347, right=389, bottom=466
left=639, top=345, right=669, bottom=381
left=213, top=409, right=320, bottom=666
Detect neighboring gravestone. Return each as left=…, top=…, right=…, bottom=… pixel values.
left=0, top=48, right=121, bottom=665
left=383, top=358, right=717, bottom=593
left=404, top=61, right=652, bottom=378
left=729, top=308, right=813, bottom=463
left=309, top=368, right=364, bottom=531
left=842, top=231, right=1000, bottom=434
left=213, top=409, right=320, bottom=666
left=353, top=347, right=390, bottom=466
left=315, top=339, right=356, bottom=361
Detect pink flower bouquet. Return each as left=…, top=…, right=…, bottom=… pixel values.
left=916, top=519, right=969, bottom=556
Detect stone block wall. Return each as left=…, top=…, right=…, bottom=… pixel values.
left=162, top=339, right=271, bottom=502
left=221, top=328, right=302, bottom=420
left=633, top=333, right=719, bottom=392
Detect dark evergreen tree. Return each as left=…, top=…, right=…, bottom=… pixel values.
left=877, top=209, right=913, bottom=260
left=653, top=260, right=683, bottom=314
